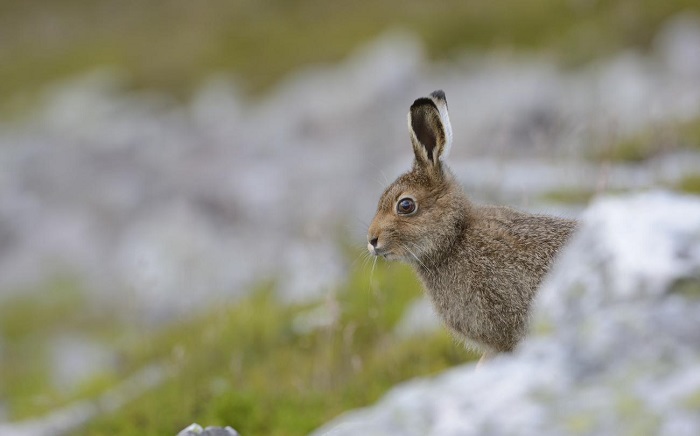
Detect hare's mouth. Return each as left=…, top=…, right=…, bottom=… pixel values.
left=368, top=244, right=395, bottom=260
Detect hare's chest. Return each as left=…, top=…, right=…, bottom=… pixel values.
left=421, top=268, right=528, bottom=353
left=421, top=277, right=488, bottom=340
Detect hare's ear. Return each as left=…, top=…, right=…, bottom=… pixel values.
left=408, top=90, right=453, bottom=168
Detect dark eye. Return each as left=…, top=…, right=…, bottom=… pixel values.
left=396, top=198, right=416, bottom=215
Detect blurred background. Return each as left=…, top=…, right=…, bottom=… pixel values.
left=1, top=1, right=700, bottom=434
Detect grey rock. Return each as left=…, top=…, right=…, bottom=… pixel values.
left=177, top=423, right=240, bottom=436
left=176, top=423, right=203, bottom=436
left=202, top=427, right=240, bottom=436
left=311, top=192, right=700, bottom=436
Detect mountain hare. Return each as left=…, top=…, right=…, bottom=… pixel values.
left=367, top=90, right=576, bottom=362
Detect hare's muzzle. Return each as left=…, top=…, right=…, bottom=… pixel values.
left=367, top=236, right=378, bottom=255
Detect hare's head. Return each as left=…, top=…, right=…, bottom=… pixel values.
left=367, top=90, right=467, bottom=264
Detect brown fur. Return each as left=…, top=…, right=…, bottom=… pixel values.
left=367, top=91, right=577, bottom=354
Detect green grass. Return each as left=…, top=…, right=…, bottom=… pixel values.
left=540, top=188, right=599, bottom=205
left=540, top=173, right=700, bottom=207
left=679, top=117, right=700, bottom=151
left=539, top=186, right=637, bottom=205
left=1, top=0, right=699, bottom=116
left=590, top=117, right=700, bottom=163
left=0, top=277, right=126, bottom=420
left=80, top=262, right=470, bottom=435
left=677, top=174, right=700, bottom=194
left=601, top=135, right=664, bottom=163
left=0, top=261, right=472, bottom=435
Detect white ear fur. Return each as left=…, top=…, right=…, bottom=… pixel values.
left=429, top=90, right=453, bottom=161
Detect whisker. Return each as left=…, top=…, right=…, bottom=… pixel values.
left=362, top=248, right=377, bottom=269
left=355, top=216, right=370, bottom=228
left=401, top=243, right=428, bottom=271
left=369, top=256, right=378, bottom=295
left=367, top=161, right=392, bottom=188
left=348, top=248, right=369, bottom=269
left=379, top=169, right=390, bottom=185
left=408, top=242, right=432, bottom=273
left=361, top=251, right=373, bottom=270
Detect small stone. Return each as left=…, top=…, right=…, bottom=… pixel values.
left=176, top=423, right=203, bottom=436
left=202, top=426, right=240, bottom=436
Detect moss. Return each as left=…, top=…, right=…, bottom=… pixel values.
left=670, top=279, right=700, bottom=299
left=565, top=413, right=596, bottom=434
left=615, top=393, right=659, bottom=436
left=0, top=277, right=124, bottom=420
left=606, top=136, right=661, bottom=163
left=590, top=116, right=700, bottom=164
left=540, top=187, right=642, bottom=205
left=679, top=118, right=700, bottom=151
left=532, top=319, right=555, bottom=337
left=683, top=389, right=700, bottom=410
left=590, top=126, right=670, bottom=163
left=540, top=188, right=597, bottom=205
left=677, top=174, right=700, bottom=195
left=0, top=277, right=85, bottom=342
left=616, top=395, right=645, bottom=417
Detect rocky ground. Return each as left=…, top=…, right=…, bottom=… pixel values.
left=0, top=13, right=699, bottom=436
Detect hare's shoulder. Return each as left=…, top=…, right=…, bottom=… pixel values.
left=461, top=205, right=575, bottom=285
left=470, top=204, right=576, bottom=247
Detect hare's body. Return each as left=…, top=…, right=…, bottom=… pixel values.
left=415, top=196, right=575, bottom=352
left=368, top=91, right=576, bottom=356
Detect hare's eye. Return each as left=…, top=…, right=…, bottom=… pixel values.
left=397, top=198, right=416, bottom=215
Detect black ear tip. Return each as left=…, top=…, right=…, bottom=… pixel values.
left=430, top=90, right=446, bottom=101
left=430, top=90, right=448, bottom=109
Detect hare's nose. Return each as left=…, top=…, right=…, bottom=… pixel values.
left=369, top=237, right=379, bottom=248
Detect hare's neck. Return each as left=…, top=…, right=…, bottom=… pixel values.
left=415, top=197, right=472, bottom=273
